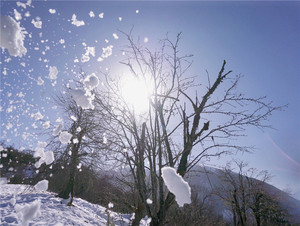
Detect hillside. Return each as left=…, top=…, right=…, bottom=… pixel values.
left=0, top=180, right=150, bottom=226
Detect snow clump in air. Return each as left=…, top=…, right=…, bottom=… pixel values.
left=15, top=199, right=41, bottom=226
left=34, top=142, right=54, bottom=168
left=32, top=111, right=44, bottom=121
left=42, top=121, right=50, bottom=129
left=161, top=166, right=191, bottom=207
left=53, top=120, right=64, bottom=136
left=31, top=17, right=42, bottom=29
left=49, top=66, right=58, bottom=79
left=89, top=11, right=95, bottom=18
left=69, top=88, right=95, bottom=109
left=37, top=76, right=44, bottom=85
left=16, top=1, right=27, bottom=9
left=146, top=199, right=153, bottom=204
left=49, top=9, right=56, bottom=14
left=34, top=179, right=49, bottom=191
left=101, top=45, right=113, bottom=58
left=83, top=73, right=99, bottom=91
left=59, top=131, right=72, bottom=144
left=0, top=15, right=27, bottom=57
left=99, top=13, right=104, bottom=18
left=81, top=46, right=95, bottom=63
left=71, top=14, right=85, bottom=27
left=14, top=9, right=22, bottom=21
left=113, top=33, right=119, bottom=40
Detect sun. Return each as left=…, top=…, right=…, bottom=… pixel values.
left=120, top=75, right=153, bottom=114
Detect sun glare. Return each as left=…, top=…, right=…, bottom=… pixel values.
left=120, top=75, right=153, bottom=114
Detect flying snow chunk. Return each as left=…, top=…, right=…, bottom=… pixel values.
left=25, top=11, right=30, bottom=17
left=83, top=73, right=99, bottom=91
left=42, top=121, right=50, bottom=129
left=101, top=45, right=113, bottom=58
left=37, top=77, right=44, bottom=85
left=86, top=46, right=95, bottom=57
left=81, top=46, right=95, bottom=63
left=34, top=142, right=54, bottom=168
left=53, top=121, right=64, bottom=136
left=144, top=37, right=149, bottom=43
left=14, top=9, right=22, bottom=21
left=49, top=66, right=58, bottom=79
left=69, top=89, right=95, bottom=109
left=89, top=11, right=95, bottom=18
left=31, top=18, right=42, bottom=29
left=161, top=167, right=191, bottom=207
left=34, top=179, right=48, bottom=191
left=146, top=199, right=152, bottom=204
left=49, top=9, right=56, bottom=14
left=15, top=199, right=41, bottom=226
left=113, top=33, right=119, bottom=40
left=0, top=15, right=27, bottom=57
left=81, top=54, right=90, bottom=63
left=44, top=151, right=54, bottom=165
left=59, top=131, right=72, bottom=144
left=32, top=111, right=44, bottom=121
left=70, top=115, right=77, bottom=121
left=16, top=1, right=27, bottom=8
left=71, top=14, right=85, bottom=27
left=99, top=13, right=104, bottom=18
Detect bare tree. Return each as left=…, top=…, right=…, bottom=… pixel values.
left=215, top=160, right=289, bottom=226
left=48, top=76, right=108, bottom=206
left=93, top=31, right=282, bottom=225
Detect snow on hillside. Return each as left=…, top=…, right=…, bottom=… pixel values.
left=0, top=180, right=149, bottom=225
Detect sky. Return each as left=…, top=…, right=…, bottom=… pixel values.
left=1, top=1, right=299, bottom=199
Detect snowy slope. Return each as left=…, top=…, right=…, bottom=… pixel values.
left=0, top=181, right=142, bottom=226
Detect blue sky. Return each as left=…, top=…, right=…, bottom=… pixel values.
left=1, top=1, right=299, bottom=199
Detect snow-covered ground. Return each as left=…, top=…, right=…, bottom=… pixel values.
left=0, top=180, right=146, bottom=226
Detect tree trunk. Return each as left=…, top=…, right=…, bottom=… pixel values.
left=58, top=134, right=82, bottom=205
left=132, top=200, right=146, bottom=226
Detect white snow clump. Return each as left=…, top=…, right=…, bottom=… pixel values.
left=69, top=88, right=95, bottom=109
left=0, top=15, right=27, bottom=57
left=15, top=199, right=41, bottom=226
left=99, top=13, right=104, bottom=18
left=83, top=73, right=99, bottom=91
left=34, top=179, right=49, bottom=191
left=37, top=77, right=44, bottom=85
left=89, top=11, right=95, bottom=18
left=49, top=66, right=58, bottom=80
left=59, top=131, right=72, bottom=144
left=42, top=121, right=50, bottom=129
left=71, top=14, right=85, bottom=27
left=146, top=198, right=153, bottom=204
left=14, top=9, right=22, bottom=21
left=81, top=46, right=95, bottom=63
left=49, top=9, right=56, bottom=14
left=34, top=142, right=54, bottom=168
left=101, top=45, right=113, bottom=58
left=53, top=121, right=64, bottom=136
left=161, top=167, right=191, bottom=207
left=31, top=18, right=42, bottom=29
